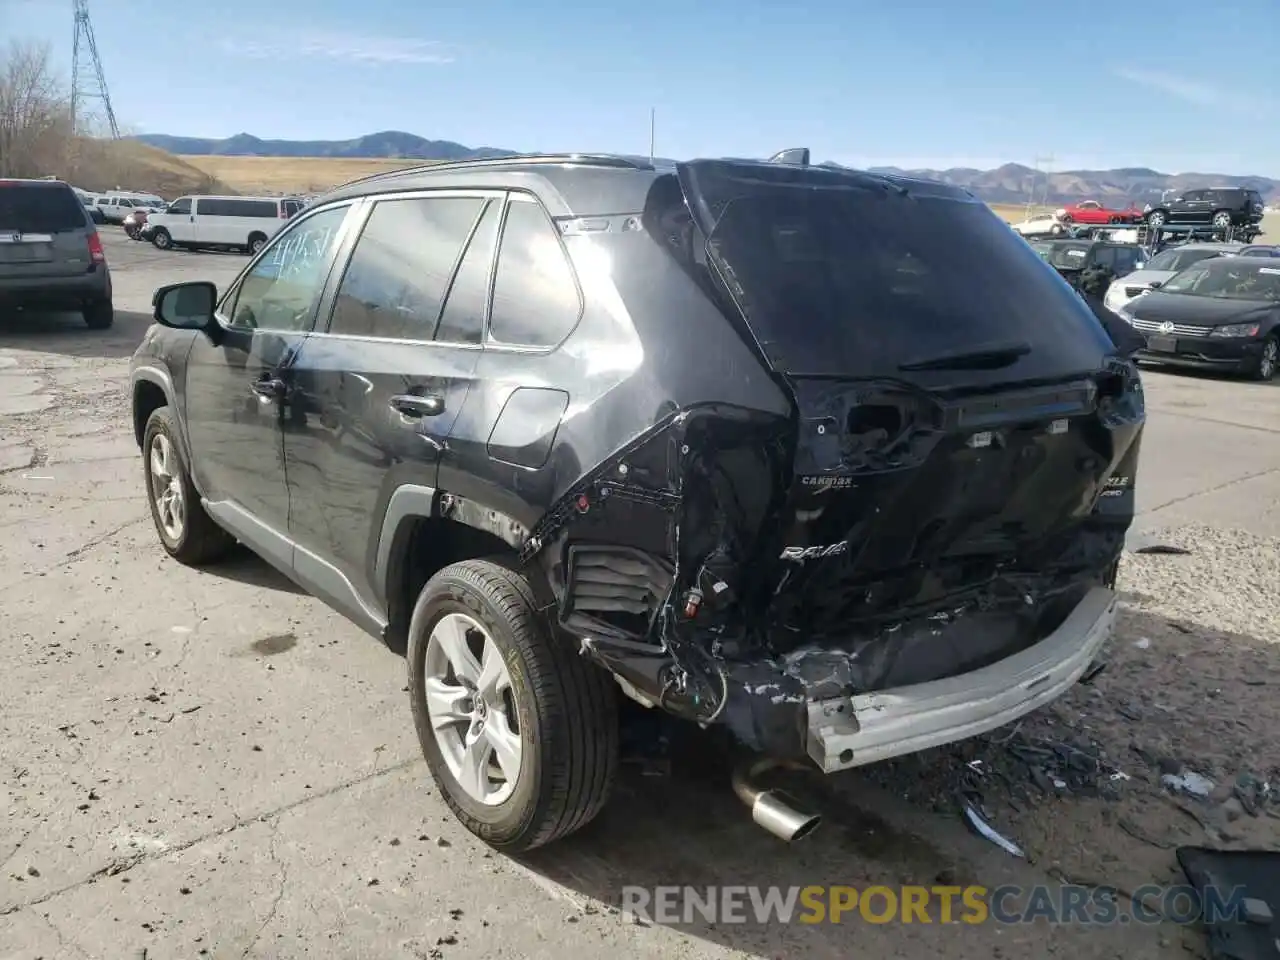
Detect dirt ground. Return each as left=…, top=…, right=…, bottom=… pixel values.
left=1, top=230, right=1279, bottom=959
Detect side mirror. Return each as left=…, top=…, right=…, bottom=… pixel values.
left=153, top=281, right=220, bottom=340
left=1148, top=280, right=1162, bottom=289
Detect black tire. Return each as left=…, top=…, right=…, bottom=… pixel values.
left=1060, top=213, right=1074, bottom=224
left=142, top=407, right=234, bottom=565
left=1211, top=210, right=1232, bottom=229
left=1145, top=210, right=1167, bottom=228
left=407, top=559, right=618, bottom=852
left=1108, top=215, right=1121, bottom=225
left=152, top=228, right=172, bottom=250
left=1251, top=335, right=1278, bottom=383
left=82, top=299, right=113, bottom=330
left=247, top=233, right=268, bottom=255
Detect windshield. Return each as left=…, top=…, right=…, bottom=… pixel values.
left=1145, top=247, right=1229, bottom=272
left=1028, top=241, right=1054, bottom=260
left=1160, top=260, right=1280, bottom=301
left=1046, top=242, right=1092, bottom=269
left=675, top=161, right=1113, bottom=380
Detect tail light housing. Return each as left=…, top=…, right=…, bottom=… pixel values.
left=87, top=230, right=105, bottom=264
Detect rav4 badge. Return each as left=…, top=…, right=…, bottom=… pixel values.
left=779, top=542, right=849, bottom=561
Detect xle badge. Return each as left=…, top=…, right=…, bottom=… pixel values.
left=779, top=541, right=849, bottom=562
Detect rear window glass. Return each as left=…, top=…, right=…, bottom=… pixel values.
left=675, top=161, right=1112, bottom=379
left=0, top=184, right=87, bottom=232
left=1045, top=242, right=1092, bottom=268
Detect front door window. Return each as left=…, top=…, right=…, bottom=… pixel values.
left=222, top=207, right=349, bottom=332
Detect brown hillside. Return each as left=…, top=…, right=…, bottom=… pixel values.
left=179, top=155, right=428, bottom=195
left=52, top=139, right=231, bottom=197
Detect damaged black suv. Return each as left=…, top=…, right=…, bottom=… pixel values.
left=130, top=150, right=1145, bottom=851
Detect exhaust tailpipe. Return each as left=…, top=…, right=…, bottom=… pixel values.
left=731, top=757, right=821, bottom=842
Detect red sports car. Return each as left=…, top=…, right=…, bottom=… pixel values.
left=1056, top=200, right=1144, bottom=225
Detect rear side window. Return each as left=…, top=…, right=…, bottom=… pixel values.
left=328, top=196, right=486, bottom=340
left=0, top=184, right=87, bottom=232
left=487, top=196, right=581, bottom=347
left=198, top=198, right=278, bottom=218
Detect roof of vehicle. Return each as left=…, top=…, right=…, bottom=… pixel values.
left=1043, top=237, right=1144, bottom=249
left=176, top=194, right=287, bottom=202
left=319, top=152, right=978, bottom=216
left=0, top=177, right=75, bottom=187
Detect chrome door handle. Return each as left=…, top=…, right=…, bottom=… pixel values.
left=389, top=394, right=444, bottom=418
left=252, top=377, right=286, bottom=399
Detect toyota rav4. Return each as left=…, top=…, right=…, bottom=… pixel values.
left=130, top=150, right=1145, bottom=851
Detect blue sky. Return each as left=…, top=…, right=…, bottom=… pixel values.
left=4, top=0, right=1277, bottom=175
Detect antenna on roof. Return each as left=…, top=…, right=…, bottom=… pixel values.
left=649, top=108, right=656, bottom=164
left=768, top=148, right=810, bottom=166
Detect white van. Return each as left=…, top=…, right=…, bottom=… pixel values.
left=147, top=196, right=303, bottom=254
left=94, top=193, right=167, bottom=224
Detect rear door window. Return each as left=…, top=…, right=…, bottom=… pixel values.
left=328, top=195, right=487, bottom=340
left=673, top=160, right=1112, bottom=380
left=0, top=184, right=87, bottom=232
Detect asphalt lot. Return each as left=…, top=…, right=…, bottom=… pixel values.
left=1, top=229, right=1277, bottom=959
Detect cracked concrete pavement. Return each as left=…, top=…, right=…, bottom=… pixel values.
left=1, top=229, right=1278, bottom=959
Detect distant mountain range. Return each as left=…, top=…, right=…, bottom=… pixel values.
left=129, top=132, right=1278, bottom=205
left=859, top=162, right=1277, bottom=207
left=131, top=131, right=514, bottom=162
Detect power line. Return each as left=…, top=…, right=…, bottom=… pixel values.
left=71, top=0, right=119, bottom=139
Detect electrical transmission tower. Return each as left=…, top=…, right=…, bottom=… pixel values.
left=71, top=0, right=120, bottom=139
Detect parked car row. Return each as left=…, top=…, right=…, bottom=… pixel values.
left=1013, top=187, right=1268, bottom=240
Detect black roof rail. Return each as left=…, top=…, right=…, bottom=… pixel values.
left=342, top=152, right=655, bottom=190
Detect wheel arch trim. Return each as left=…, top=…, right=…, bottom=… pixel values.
left=373, top=485, right=531, bottom=607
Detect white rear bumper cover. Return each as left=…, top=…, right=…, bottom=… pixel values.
left=805, top=586, right=1116, bottom=773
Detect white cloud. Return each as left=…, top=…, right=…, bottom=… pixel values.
left=220, top=31, right=455, bottom=65
left=1112, top=68, right=1230, bottom=108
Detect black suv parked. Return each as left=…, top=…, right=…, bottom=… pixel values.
left=0, top=178, right=114, bottom=328
left=1144, top=188, right=1266, bottom=230
left=1030, top=238, right=1148, bottom=285
left=130, top=152, right=1145, bottom=850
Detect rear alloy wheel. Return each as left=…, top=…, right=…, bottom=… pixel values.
left=143, top=407, right=234, bottom=564
left=248, top=233, right=268, bottom=255
left=1060, top=213, right=1074, bottom=224
left=1212, top=211, right=1232, bottom=229
left=151, top=228, right=172, bottom=250
left=1146, top=211, right=1167, bottom=228
left=407, top=559, right=618, bottom=851
left=1253, top=336, right=1278, bottom=382
left=82, top=299, right=113, bottom=330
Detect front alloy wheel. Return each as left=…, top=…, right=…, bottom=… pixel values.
left=141, top=407, right=234, bottom=564
left=149, top=433, right=186, bottom=542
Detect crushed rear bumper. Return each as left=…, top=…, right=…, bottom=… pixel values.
left=803, top=586, right=1116, bottom=772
